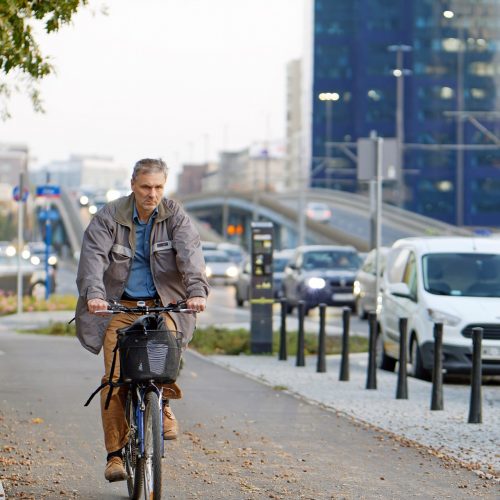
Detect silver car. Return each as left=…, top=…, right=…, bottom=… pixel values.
left=353, top=247, right=389, bottom=319
left=204, top=250, right=239, bottom=285
left=234, top=250, right=293, bottom=307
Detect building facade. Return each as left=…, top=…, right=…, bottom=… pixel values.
left=32, top=155, right=130, bottom=192
left=302, top=0, right=500, bottom=226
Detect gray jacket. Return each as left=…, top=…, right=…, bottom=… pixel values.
left=75, top=194, right=209, bottom=354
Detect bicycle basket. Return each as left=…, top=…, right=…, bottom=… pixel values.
left=118, top=329, right=182, bottom=383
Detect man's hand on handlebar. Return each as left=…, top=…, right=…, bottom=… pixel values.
left=87, top=298, right=110, bottom=315
left=186, top=296, right=206, bottom=313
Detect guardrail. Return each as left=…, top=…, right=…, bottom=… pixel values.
left=178, top=188, right=473, bottom=252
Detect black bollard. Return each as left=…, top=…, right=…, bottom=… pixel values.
left=431, top=323, right=444, bottom=411
left=339, top=307, right=350, bottom=381
left=396, top=318, right=408, bottom=399
left=278, top=298, right=288, bottom=361
left=468, top=327, right=483, bottom=424
left=296, top=301, right=306, bottom=367
left=317, top=303, right=327, bottom=373
left=366, top=311, right=377, bottom=389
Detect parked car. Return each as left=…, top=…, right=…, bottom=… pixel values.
left=353, top=247, right=389, bottom=319
left=234, top=249, right=293, bottom=307
left=204, top=250, right=239, bottom=285
left=306, top=202, right=332, bottom=223
left=0, top=251, right=56, bottom=297
left=378, top=237, right=500, bottom=379
left=282, top=245, right=362, bottom=315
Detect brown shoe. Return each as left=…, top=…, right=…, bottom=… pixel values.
left=163, top=404, right=179, bottom=440
left=104, top=456, right=127, bottom=482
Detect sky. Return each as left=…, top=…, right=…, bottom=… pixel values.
left=0, top=0, right=304, bottom=189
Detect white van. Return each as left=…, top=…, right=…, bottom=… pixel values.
left=378, top=237, right=500, bottom=379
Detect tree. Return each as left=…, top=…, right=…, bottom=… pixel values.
left=0, top=0, right=89, bottom=118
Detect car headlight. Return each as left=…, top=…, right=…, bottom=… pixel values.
left=30, top=256, right=41, bottom=266
left=307, top=277, right=326, bottom=289
left=353, top=280, right=361, bottom=296
left=89, top=205, right=97, bottom=215
left=6, top=245, right=16, bottom=257
left=48, top=255, right=58, bottom=266
left=205, top=265, right=213, bottom=278
left=225, top=266, right=238, bottom=278
left=427, top=309, right=461, bottom=327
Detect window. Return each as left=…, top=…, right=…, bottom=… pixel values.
left=402, top=252, right=418, bottom=298
left=386, top=248, right=410, bottom=284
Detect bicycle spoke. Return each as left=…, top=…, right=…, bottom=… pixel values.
left=143, top=391, right=162, bottom=499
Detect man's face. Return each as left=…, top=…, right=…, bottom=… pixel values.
left=131, top=171, right=166, bottom=217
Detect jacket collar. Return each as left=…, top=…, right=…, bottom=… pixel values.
left=113, top=194, right=172, bottom=227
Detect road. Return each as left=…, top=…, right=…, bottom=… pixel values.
left=201, top=286, right=370, bottom=338
left=0, top=331, right=497, bottom=499
left=55, top=261, right=370, bottom=338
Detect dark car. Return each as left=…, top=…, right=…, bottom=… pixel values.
left=234, top=250, right=293, bottom=307
left=282, top=245, right=362, bottom=315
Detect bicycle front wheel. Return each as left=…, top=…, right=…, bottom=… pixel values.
left=124, top=392, right=143, bottom=499
left=143, top=391, right=162, bottom=499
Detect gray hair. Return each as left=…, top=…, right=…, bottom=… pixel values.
left=132, top=158, right=168, bottom=180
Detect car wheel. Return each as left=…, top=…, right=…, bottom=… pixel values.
left=356, top=298, right=367, bottom=320
left=30, top=281, right=47, bottom=300
left=376, top=331, right=396, bottom=372
left=235, top=289, right=244, bottom=307
left=409, top=336, right=430, bottom=380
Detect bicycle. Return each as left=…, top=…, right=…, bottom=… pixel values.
left=85, top=299, right=194, bottom=499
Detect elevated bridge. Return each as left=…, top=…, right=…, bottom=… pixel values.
left=51, top=187, right=473, bottom=260
left=176, top=188, right=472, bottom=251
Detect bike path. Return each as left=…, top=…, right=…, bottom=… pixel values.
left=0, top=331, right=497, bottom=498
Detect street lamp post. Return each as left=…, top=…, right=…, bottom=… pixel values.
left=388, top=44, right=412, bottom=207
left=443, top=9, right=465, bottom=226
left=318, top=92, right=340, bottom=185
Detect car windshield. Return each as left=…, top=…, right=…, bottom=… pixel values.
left=423, top=253, right=500, bottom=297
left=204, top=253, right=230, bottom=263
left=303, top=251, right=359, bottom=270
left=273, top=257, right=289, bottom=272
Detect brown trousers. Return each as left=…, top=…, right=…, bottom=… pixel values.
left=100, top=300, right=182, bottom=453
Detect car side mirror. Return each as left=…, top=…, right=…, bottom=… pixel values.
left=388, top=282, right=412, bottom=299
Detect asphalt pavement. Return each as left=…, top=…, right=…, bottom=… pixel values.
left=0, top=311, right=499, bottom=498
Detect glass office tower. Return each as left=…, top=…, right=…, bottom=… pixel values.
left=304, top=0, right=500, bottom=226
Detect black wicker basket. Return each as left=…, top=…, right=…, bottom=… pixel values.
left=118, top=329, right=182, bottom=383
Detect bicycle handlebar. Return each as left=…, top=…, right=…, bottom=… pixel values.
left=95, top=299, right=196, bottom=315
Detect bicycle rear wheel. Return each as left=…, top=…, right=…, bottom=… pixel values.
left=124, top=392, right=144, bottom=499
left=143, top=391, right=162, bottom=499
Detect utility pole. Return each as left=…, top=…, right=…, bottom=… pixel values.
left=388, top=44, right=412, bottom=207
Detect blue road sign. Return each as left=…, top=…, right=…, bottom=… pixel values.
left=36, top=185, right=61, bottom=197
left=13, top=185, right=29, bottom=202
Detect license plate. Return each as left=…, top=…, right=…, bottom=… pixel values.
left=332, top=293, right=354, bottom=301
left=482, top=346, right=500, bottom=360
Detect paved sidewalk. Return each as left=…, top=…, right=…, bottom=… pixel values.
left=1, top=310, right=499, bottom=488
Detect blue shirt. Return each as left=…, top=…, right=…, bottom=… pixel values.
left=124, top=205, right=158, bottom=298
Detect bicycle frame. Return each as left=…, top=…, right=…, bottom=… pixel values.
left=132, top=383, right=164, bottom=458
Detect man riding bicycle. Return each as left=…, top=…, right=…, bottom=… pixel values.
left=75, top=158, right=209, bottom=482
